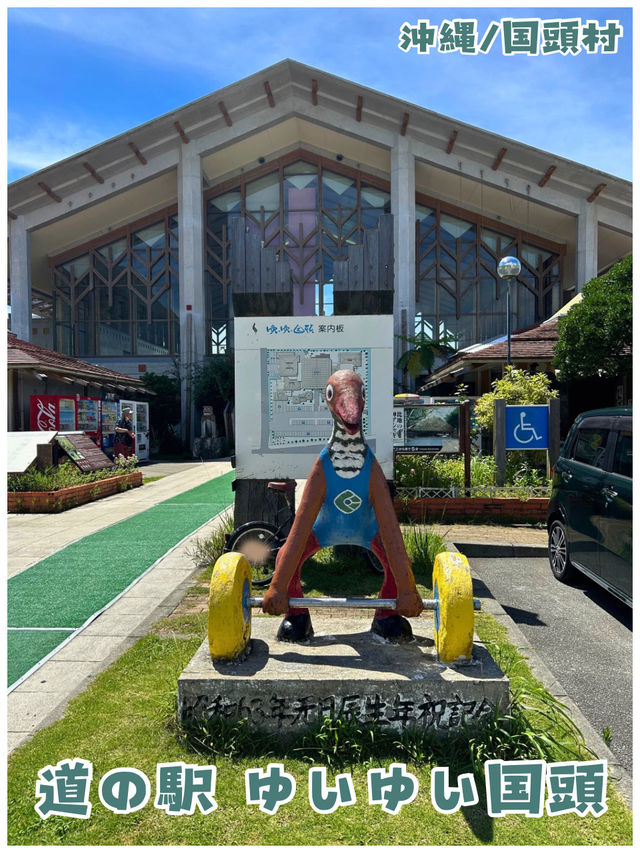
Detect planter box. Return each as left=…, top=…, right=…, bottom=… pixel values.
left=8, top=471, right=143, bottom=514
left=394, top=496, right=548, bottom=524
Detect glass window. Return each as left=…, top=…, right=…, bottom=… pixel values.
left=209, top=190, right=241, bottom=213
left=62, top=254, right=90, bottom=279
left=416, top=204, right=435, bottom=223
left=360, top=207, right=386, bottom=231
left=415, top=314, right=435, bottom=337
left=572, top=428, right=610, bottom=468
left=479, top=274, right=498, bottom=312
left=316, top=282, right=334, bottom=316
left=132, top=223, right=165, bottom=251
left=245, top=172, right=280, bottom=212
left=361, top=185, right=390, bottom=210
left=522, top=243, right=552, bottom=268
left=53, top=215, right=178, bottom=358
left=438, top=285, right=457, bottom=315
left=441, top=214, right=475, bottom=243
left=284, top=161, right=318, bottom=206
left=97, top=238, right=127, bottom=261
left=612, top=430, right=632, bottom=478
left=211, top=321, right=228, bottom=355
left=322, top=171, right=357, bottom=209
left=518, top=284, right=536, bottom=327
left=417, top=277, right=436, bottom=313
left=481, top=229, right=499, bottom=254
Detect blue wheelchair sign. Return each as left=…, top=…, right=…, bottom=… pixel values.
left=505, top=406, right=549, bottom=450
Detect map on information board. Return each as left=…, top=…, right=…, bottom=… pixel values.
left=266, top=347, right=370, bottom=448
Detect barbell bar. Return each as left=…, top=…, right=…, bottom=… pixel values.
left=208, top=551, right=479, bottom=665
left=246, top=596, right=482, bottom=610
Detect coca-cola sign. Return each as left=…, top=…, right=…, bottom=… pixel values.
left=35, top=398, right=56, bottom=431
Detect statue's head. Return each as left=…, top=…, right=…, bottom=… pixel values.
left=325, top=369, right=365, bottom=435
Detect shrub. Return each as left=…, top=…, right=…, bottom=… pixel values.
left=395, top=454, right=496, bottom=489
left=8, top=457, right=138, bottom=493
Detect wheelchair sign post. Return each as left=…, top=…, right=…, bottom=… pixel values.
left=493, top=399, right=560, bottom=485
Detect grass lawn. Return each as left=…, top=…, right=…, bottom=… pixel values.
left=7, top=533, right=632, bottom=845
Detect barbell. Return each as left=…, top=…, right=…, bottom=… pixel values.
left=208, top=551, right=479, bottom=664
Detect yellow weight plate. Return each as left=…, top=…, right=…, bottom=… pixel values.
left=208, top=552, right=252, bottom=660
left=432, top=552, right=474, bottom=663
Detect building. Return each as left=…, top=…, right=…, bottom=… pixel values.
left=7, top=332, right=145, bottom=432
left=422, top=317, right=562, bottom=396
left=8, top=59, right=632, bottom=445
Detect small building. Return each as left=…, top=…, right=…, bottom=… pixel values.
left=421, top=302, right=631, bottom=432
left=421, top=318, right=562, bottom=398
left=7, top=332, right=146, bottom=431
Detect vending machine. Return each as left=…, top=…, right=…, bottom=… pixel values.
left=118, top=399, right=150, bottom=462
left=75, top=397, right=101, bottom=444
left=100, top=400, right=119, bottom=457
left=30, top=395, right=102, bottom=444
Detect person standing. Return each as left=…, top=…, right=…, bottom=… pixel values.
left=114, top=406, right=135, bottom=458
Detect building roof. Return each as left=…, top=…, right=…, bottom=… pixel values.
left=8, top=59, right=631, bottom=222
left=460, top=319, right=559, bottom=363
left=421, top=319, right=559, bottom=389
left=7, top=332, right=145, bottom=391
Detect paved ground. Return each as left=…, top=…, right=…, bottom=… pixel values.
left=7, top=459, right=232, bottom=751
left=471, top=555, right=632, bottom=775
left=7, top=459, right=231, bottom=578
left=6, top=463, right=631, bottom=808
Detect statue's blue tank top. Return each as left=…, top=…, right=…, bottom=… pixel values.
left=312, top=446, right=379, bottom=548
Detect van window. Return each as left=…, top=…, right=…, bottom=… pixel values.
left=572, top=428, right=610, bottom=469
left=612, top=430, right=632, bottom=478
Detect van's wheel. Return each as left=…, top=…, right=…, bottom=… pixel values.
left=548, top=519, right=576, bottom=582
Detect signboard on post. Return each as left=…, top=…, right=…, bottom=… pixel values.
left=505, top=406, right=549, bottom=450
left=393, top=404, right=461, bottom=455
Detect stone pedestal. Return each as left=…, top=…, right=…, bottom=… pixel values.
left=178, top=613, right=509, bottom=737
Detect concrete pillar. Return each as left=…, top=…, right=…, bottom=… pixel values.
left=177, top=144, right=206, bottom=448
left=9, top=216, right=32, bottom=341
left=576, top=200, right=598, bottom=291
left=391, top=137, right=415, bottom=390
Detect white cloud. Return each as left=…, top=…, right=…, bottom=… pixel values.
left=7, top=7, right=632, bottom=181
left=8, top=117, right=112, bottom=182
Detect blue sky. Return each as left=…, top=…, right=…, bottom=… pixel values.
left=7, top=5, right=633, bottom=183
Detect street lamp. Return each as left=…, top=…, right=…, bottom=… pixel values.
left=497, top=256, right=521, bottom=366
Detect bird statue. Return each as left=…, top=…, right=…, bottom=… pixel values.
left=262, top=368, right=423, bottom=642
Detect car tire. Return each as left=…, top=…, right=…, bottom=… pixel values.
left=548, top=519, right=576, bottom=582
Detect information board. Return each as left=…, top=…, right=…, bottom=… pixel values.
left=56, top=433, right=114, bottom=472
left=392, top=405, right=461, bottom=453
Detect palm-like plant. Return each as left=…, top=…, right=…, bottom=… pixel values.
left=396, top=332, right=459, bottom=382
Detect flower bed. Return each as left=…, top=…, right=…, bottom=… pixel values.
left=8, top=471, right=143, bottom=513
left=394, top=495, right=548, bottom=524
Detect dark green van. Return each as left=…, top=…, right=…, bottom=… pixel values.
left=547, top=407, right=632, bottom=607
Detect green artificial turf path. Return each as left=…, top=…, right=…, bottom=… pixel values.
left=7, top=471, right=234, bottom=687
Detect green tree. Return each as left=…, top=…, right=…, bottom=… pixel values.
left=192, top=356, right=234, bottom=423
left=140, top=370, right=181, bottom=441
left=396, top=331, right=458, bottom=389
left=474, top=366, right=558, bottom=484
left=474, top=366, right=558, bottom=432
left=553, top=254, right=632, bottom=381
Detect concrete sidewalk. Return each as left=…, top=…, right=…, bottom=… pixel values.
left=8, top=459, right=232, bottom=578
left=7, top=460, right=233, bottom=751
